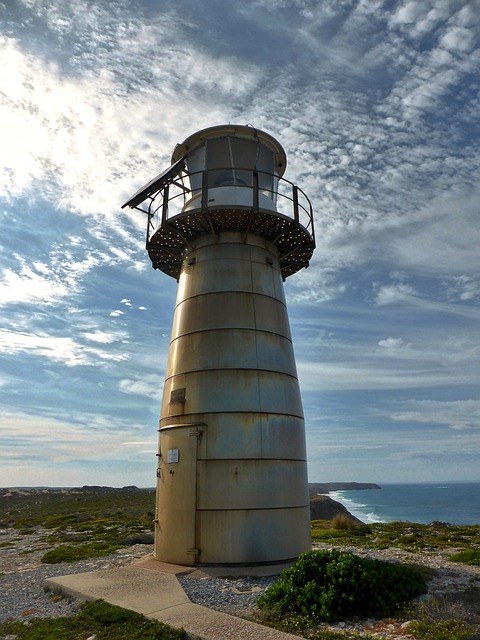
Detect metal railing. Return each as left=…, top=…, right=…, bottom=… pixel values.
left=142, top=168, right=315, bottom=245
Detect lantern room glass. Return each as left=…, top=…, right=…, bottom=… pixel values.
left=183, top=136, right=278, bottom=205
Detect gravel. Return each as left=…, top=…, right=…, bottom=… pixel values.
left=177, top=574, right=278, bottom=615
left=1, top=559, right=95, bottom=622
left=0, top=546, right=279, bottom=624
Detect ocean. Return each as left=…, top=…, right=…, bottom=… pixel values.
left=329, top=482, right=480, bottom=525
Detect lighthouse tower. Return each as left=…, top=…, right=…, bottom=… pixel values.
left=123, top=125, right=315, bottom=566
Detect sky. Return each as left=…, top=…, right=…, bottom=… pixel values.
left=1, top=0, right=479, bottom=487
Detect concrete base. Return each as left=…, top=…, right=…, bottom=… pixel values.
left=44, top=554, right=298, bottom=640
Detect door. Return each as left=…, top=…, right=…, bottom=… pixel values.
left=154, top=424, right=202, bottom=565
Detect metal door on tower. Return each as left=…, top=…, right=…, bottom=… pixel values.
left=154, top=424, right=203, bottom=565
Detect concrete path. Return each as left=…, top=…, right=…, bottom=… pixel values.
left=44, top=555, right=299, bottom=640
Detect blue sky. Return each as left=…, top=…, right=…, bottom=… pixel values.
left=1, top=0, right=479, bottom=487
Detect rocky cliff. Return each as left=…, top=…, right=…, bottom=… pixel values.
left=309, top=494, right=363, bottom=523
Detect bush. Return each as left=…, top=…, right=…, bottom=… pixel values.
left=257, top=549, right=427, bottom=623
left=117, top=532, right=154, bottom=546
left=41, top=542, right=119, bottom=563
left=450, top=549, right=480, bottom=566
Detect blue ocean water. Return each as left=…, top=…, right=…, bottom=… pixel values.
left=329, top=482, right=480, bottom=525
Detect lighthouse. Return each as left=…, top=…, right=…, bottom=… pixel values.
left=123, top=125, right=315, bottom=565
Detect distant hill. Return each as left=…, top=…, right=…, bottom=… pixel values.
left=309, top=482, right=381, bottom=494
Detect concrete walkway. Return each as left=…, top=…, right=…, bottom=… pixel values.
left=44, top=555, right=299, bottom=640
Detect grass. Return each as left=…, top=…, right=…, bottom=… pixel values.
left=449, top=549, right=480, bottom=565
left=406, top=587, right=480, bottom=640
left=1, top=486, right=155, bottom=563
left=0, top=599, right=185, bottom=639
left=311, top=519, right=480, bottom=553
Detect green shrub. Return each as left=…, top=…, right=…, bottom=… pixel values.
left=449, top=549, right=480, bottom=566
left=79, top=599, right=146, bottom=625
left=257, top=549, right=427, bottom=624
left=117, top=532, right=154, bottom=546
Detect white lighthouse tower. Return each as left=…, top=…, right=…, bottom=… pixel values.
left=123, top=125, right=315, bottom=566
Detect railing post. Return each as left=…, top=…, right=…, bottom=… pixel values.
left=146, top=212, right=152, bottom=249
left=253, top=171, right=259, bottom=211
left=161, top=185, right=170, bottom=226
left=201, top=170, right=208, bottom=212
left=292, top=184, right=299, bottom=224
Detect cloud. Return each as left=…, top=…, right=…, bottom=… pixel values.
left=378, top=337, right=405, bottom=350
left=443, top=275, right=480, bottom=302
left=0, top=264, right=70, bottom=306
left=374, top=283, right=416, bottom=306
left=0, top=410, right=154, bottom=470
left=0, top=328, right=129, bottom=366
left=81, top=330, right=127, bottom=344
left=390, top=399, right=480, bottom=431
left=118, top=374, right=163, bottom=399
left=0, top=245, right=103, bottom=307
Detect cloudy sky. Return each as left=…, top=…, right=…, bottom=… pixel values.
left=1, top=0, right=479, bottom=487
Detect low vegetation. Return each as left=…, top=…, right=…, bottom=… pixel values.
left=449, top=549, right=480, bottom=566
left=0, top=486, right=155, bottom=563
left=257, top=549, right=426, bottom=625
left=311, top=519, right=480, bottom=554
left=0, top=599, right=185, bottom=639
left=406, top=586, right=480, bottom=640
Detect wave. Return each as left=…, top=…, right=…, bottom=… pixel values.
left=329, top=491, right=387, bottom=524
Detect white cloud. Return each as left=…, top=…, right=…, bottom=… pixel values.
left=109, top=310, right=124, bottom=317
left=0, top=329, right=90, bottom=365
left=443, top=275, right=480, bottom=302
left=390, top=399, right=480, bottom=431
left=378, top=337, right=405, bottom=350
left=440, top=26, right=475, bottom=53
left=118, top=374, right=163, bottom=399
left=0, top=264, right=70, bottom=305
left=0, top=328, right=129, bottom=366
left=0, top=5, right=262, bottom=226
left=374, top=283, right=416, bottom=306
left=390, top=1, right=426, bottom=25
left=81, top=330, right=126, bottom=344
left=0, top=249, right=102, bottom=307
left=0, top=410, right=153, bottom=467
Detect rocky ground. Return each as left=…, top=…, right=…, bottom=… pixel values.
left=1, top=526, right=480, bottom=639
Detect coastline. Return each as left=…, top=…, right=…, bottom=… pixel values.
left=325, top=482, right=480, bottom=526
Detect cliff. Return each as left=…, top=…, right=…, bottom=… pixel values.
left=309, top=493, right=364, bottom=524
